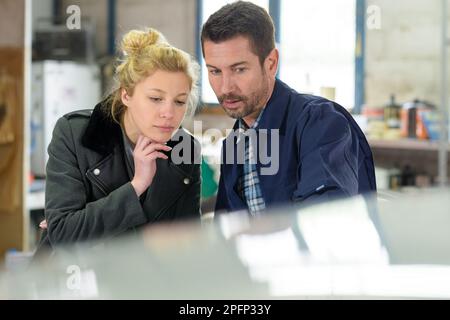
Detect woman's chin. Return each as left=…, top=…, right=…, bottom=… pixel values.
left=143, top=132, right=172, bottom=144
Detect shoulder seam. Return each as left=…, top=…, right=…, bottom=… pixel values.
left=63, top=109, right=93, bottom=119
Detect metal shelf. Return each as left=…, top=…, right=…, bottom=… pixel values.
left=369, top=138, right=450, bottom=179
left=369, top=139, right=450, bottom=152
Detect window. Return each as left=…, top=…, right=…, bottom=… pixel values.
left=279, top=0, right=356, bottom=109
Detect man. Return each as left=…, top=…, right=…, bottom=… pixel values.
left=201, top=1, right=376, bottom=215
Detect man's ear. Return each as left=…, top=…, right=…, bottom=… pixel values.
left=265, top=48, right=279, bottom=77
left=121, top=88, right=131, bottom=107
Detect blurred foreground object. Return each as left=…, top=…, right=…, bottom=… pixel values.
left=2, top=188, right=450, bottom=299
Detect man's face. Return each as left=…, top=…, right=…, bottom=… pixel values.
left=203, top=36, right=274, bottom=123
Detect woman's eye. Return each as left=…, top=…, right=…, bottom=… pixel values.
left=150, top=97, right=162, bottom=102
left=175, top=100, right=186, bottom=106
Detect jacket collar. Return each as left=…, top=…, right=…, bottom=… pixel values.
left=81, top=101, right=122, bottom=156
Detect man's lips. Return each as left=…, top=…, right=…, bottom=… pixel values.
left=222, top=99, right=242, bottom=109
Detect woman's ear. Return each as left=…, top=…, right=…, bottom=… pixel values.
left=121, top=88, right=131, bottom=107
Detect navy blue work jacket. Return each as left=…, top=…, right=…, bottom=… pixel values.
left=215, top=79, right=376, bottom=214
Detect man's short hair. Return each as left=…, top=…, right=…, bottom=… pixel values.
left=201, top=1, right=276, bottom=65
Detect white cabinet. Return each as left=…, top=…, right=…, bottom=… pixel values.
left=30, top=61, right=100, bottom=176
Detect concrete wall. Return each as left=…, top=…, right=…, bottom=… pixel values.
left=59, top=0, right=109, bottom=56
left=116, top=0, right=197, bottom=56
left=0, top=0, right=25, bottom=47
left=365, top=0, right=449, bottom=107
left=61, top=0, right=197, bottom=57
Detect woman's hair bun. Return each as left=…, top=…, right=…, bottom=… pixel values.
left=121, top=28, right=168, bottom=57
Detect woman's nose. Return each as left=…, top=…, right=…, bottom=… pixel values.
left=160, top=102, right=175, bottom=119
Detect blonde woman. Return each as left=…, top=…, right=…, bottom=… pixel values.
left=37, top=28, right=201, bottom=250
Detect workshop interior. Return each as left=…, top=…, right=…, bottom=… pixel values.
left=0, top=0, right=449, bottom=300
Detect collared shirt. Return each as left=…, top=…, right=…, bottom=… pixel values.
left=236, top=107, right=267, bottom=215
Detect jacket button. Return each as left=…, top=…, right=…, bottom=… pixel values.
left=183, top=178, right=190, bottom=185
left=93, top=168, right=100, bottom=176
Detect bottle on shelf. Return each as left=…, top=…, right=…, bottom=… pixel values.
left=401, top=99, right=436, bottom=140
left=384, top=94, right=401, bottom=129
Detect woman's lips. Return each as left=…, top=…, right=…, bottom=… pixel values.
left=154, top=125, right=174, bottom=132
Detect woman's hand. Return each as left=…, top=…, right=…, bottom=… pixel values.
left=39, top=219, right=47, bottom=229
left=131, top=135, right=172, bottom=197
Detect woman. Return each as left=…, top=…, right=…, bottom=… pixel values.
left=37, top=28, right=201, bottom=249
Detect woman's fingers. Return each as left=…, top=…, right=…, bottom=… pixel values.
left=134, top=136, right=171, bottom=159
left=148, top=151, right=169, bottom=160
left=134, top=136, right=160, bottom=151
left=137, top=136, right=151, bottom=150
left=142, top=143, right=172, bottom=156
left=136, top=134, right=147, bottom=148
left=39, top=220, right=47, bottom=229
left=136, top=134, right=142, bottom=146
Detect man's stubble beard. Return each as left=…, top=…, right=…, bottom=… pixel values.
left=219, top=73, right=270, bottom=120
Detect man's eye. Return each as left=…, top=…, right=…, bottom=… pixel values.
left=209, top=69, right=221, bottom=75
left=235, top=67, right=246, bottom=73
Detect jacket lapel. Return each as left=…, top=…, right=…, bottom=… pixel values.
left=221, top=121, right=246, bottom=211
left=85, top=146, right=129, bottom=196
left=256, top=79, right=290, bottom=202
left=82, top=102, right=130, bottom=196
left=144, top=159, right=193, bottom=222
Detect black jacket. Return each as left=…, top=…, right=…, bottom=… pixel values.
left=38, top=101, right=201, bottom=250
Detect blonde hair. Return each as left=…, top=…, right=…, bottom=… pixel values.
left=106, top=28, right=200, bottom=123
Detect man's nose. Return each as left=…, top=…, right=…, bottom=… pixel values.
left=220, top=74, right=235, bottom=95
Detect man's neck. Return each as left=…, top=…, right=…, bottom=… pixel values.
left=242, top=107, right=263, bottom=128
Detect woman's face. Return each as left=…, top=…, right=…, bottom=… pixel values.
left=121, top=70, right=190, bottom=144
